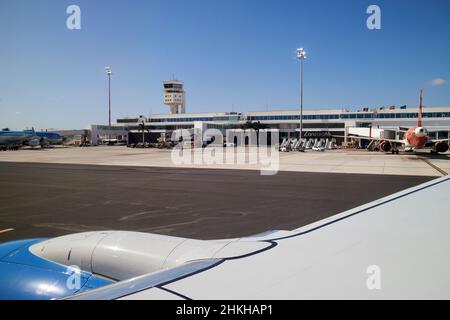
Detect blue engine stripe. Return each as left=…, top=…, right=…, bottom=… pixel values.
left=0, top=239, right=112, bottom=300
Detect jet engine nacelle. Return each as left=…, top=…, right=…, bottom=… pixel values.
left=379, top=141, right=392, bottom=152
left=29, top=231, right=269, bottom=281
left=26, top=139, right=40, bottom=147
left=433, top=141, right=449, bottom=154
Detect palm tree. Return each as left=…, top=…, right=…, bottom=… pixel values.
left=239, top=121, right=268, bottom=145
left=138, top=120, right=149, bottom=144
left=240, top=121, right=267, bottom=133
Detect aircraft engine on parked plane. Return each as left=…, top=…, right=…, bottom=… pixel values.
left=433, top=141, right=449, bottom=154
left=379, top=141, right=392, bottom=152
left=27, top=139, right=40, bottom=147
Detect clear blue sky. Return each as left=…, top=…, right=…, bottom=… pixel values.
left=1, top=0, right=449, bottom=129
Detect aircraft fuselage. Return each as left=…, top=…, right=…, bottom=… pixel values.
left=0, top=131, right=34, bottom=145
left=404, top=126, right=429, bottom=149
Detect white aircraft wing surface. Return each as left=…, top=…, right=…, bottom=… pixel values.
left=67, top=176, right=450, bottom=300
left=333, top=135, right=405, bottom=144
left=430, top=138, right=450, bottom=143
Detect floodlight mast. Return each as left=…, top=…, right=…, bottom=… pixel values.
left=296, top=48, right=306, bottom=140
left=105, top=67, right=112, bottom=140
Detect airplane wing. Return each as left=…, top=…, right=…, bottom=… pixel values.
left=63, top=176, right=450, bottom=300
left=333, top=135, right=405, bottom=144
left=429, top=138, right=450, bottom=143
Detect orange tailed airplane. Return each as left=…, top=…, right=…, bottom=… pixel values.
left=344, top=90, right=450, bottom=154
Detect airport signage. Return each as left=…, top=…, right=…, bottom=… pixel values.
left=304, top=131, right=332, bottom=138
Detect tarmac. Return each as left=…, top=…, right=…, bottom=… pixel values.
left=0, top=146, right=449, bottom=176
left=0, top=159, right=433, bottom=241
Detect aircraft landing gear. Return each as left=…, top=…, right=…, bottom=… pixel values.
left=391, top=149, right=399, bottom=154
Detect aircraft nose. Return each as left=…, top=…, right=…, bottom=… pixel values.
left=415, top=128, right=427, bottom=137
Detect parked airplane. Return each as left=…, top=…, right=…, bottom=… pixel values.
left=343, top=90, right=450, bottom=154
left=0, top=129, right=63, bottom=150
left=1, top=175, right=449, bottom=299
left=0, top=129, right=37, bottom=150
left=33, top=131, right=64, bottom=145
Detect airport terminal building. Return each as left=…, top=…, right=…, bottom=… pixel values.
left=93, top=106, right=450, bottom=145
left=68, top=81, right=450, bottom=145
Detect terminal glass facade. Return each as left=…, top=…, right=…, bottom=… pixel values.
left=147, top=112, right=450, bottom=123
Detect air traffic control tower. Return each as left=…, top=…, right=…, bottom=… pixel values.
left=163, top=80, right=186, bottom=114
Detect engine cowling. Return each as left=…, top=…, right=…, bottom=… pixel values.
left=434, top=141, right=449, bottom=153
left=379, top=141, right=392, bottom=152
left=25, top=139, right=40, bottom=147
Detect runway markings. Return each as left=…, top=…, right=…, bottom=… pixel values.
left=0, top=228, right=14, bottom=234
left=418, top=157, right=448, bottom=176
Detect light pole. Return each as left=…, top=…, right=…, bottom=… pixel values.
left=296, top=48, right=306, bottom=140
left=105, top=66, right=112, bottom=140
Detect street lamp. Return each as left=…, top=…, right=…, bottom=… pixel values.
left=105, top=66, right=112, bottom=140
left=296, top=48, right=306, bottom=140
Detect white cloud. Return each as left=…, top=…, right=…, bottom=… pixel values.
left=426, top=78, right=446, bottom=86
